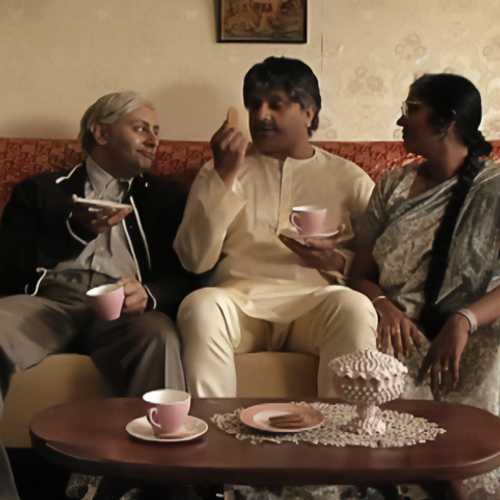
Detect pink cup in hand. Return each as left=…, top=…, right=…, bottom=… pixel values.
left=289, top=205, right=327, bottom=235
left=143, top=389, right=191, bottom=437
left=86, top=283, right=124, bottom=321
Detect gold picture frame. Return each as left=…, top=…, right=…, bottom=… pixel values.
left=217, top=0, right=307, bottom=44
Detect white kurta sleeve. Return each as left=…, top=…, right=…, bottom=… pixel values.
left=174, top=162, right=246, bottom=273
left=349, top=172, right=375, bottom=222
left=338, top=169, right=374, bottom=276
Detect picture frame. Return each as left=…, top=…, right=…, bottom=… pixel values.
left=217, top=0, right=307, bottom=44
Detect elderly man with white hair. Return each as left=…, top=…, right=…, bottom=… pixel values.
left=0, top=91, right=193, bottom=500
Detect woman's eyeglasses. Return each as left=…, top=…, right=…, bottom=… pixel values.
left=401, top=100, right=457, bottom=119
left=401, top=100, right=423, bottom=117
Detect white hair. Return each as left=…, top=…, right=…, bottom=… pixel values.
left=79, top=91, right=155, bottom=153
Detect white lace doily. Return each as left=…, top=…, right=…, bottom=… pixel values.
left=211, top=402, right=445, bottom=448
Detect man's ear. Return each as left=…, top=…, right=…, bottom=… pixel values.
left=91, top=122, right=110, bottom=146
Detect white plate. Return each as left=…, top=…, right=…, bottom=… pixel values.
left=240, top=403, right=325, bottom=433
left=280, top=227, right=340, bottom=242
left=126, top=415, right=208, bottom=443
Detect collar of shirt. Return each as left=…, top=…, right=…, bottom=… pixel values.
left=256, top=146, right=318, bottom=168
left=85, top=155, right=133, bottom=200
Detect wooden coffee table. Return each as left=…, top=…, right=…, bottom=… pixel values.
left=30, top=398, right=500, bottom=498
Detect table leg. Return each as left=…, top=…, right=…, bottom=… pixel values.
left=445, top=480, right=467, bottom=500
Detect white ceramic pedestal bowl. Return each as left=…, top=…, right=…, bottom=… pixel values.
left=329, top=349, right=408, bottom=435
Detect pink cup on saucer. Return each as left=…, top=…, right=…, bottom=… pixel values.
left=143, top=389, right=191, bottom=437
left=86, top=283, right=124, bottom=321
left=289, top=205, right=327, bottom=236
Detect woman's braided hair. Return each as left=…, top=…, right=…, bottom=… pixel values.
left=414, top=74, right=492, bottom=337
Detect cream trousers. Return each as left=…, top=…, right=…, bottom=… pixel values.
left=177, top=287, right=378, bottom=397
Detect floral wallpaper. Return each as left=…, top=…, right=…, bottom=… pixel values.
left=1, top=0, right=500, bottom=141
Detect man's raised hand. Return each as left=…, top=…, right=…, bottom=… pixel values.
left=210, top=107, right=249, bottom=187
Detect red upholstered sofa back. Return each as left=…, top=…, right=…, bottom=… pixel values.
left=1, top=138, right=500, bottom=216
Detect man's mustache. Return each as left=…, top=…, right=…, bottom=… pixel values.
left=252, top=121, right=277, bottom=132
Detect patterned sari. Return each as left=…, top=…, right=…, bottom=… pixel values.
left=358, top=161, right=500, bottom=498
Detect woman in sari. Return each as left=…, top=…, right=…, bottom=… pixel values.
left=349, top=73, right=500, bottom=499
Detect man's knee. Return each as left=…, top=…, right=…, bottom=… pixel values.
left=177, top=287, right=231, bottom=327
left=177, top=287, right=236, bottom=348
left=317, top=289, right=378, bottom=352
left=324, top=288, right=377, bottom=324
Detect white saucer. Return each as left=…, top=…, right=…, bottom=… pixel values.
left=280, top=227, right=340, bottom=242
left=126, top=415, right=208, bottom=443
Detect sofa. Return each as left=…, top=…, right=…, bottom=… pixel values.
left=1, top=137, right=499, bottom=448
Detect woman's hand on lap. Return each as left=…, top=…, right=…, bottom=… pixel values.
left=417, top=313, right=470, bottom=398
left=375, top=299, right=424, bottom=359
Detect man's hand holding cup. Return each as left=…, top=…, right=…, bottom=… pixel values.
left=280, top=205, right=346, bottom=273
left=86, top=277, right=148, bottom=321
left=119, top=277, right=149, bottom=315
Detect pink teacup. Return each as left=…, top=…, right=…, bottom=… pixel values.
left=86, top=283, right=124, bottom=321
left=143, top=389, right=191, bottom=437
left=289, top=205, right=327, bottom=235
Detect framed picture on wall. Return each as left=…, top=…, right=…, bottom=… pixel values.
left=217, top=0, right=307, bottom=44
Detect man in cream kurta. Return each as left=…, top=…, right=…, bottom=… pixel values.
left=174, top=57, right=377, bottom=397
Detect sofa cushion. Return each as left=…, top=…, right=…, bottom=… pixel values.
left=236, top=351, right=318, bottom=398
left=0, top=354, right=112, bottom=447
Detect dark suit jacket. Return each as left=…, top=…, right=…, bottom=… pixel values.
left=0, top=163, right=196, bottom=316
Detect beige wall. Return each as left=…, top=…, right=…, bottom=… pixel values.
left=1, top=0, right=500, bottom=141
